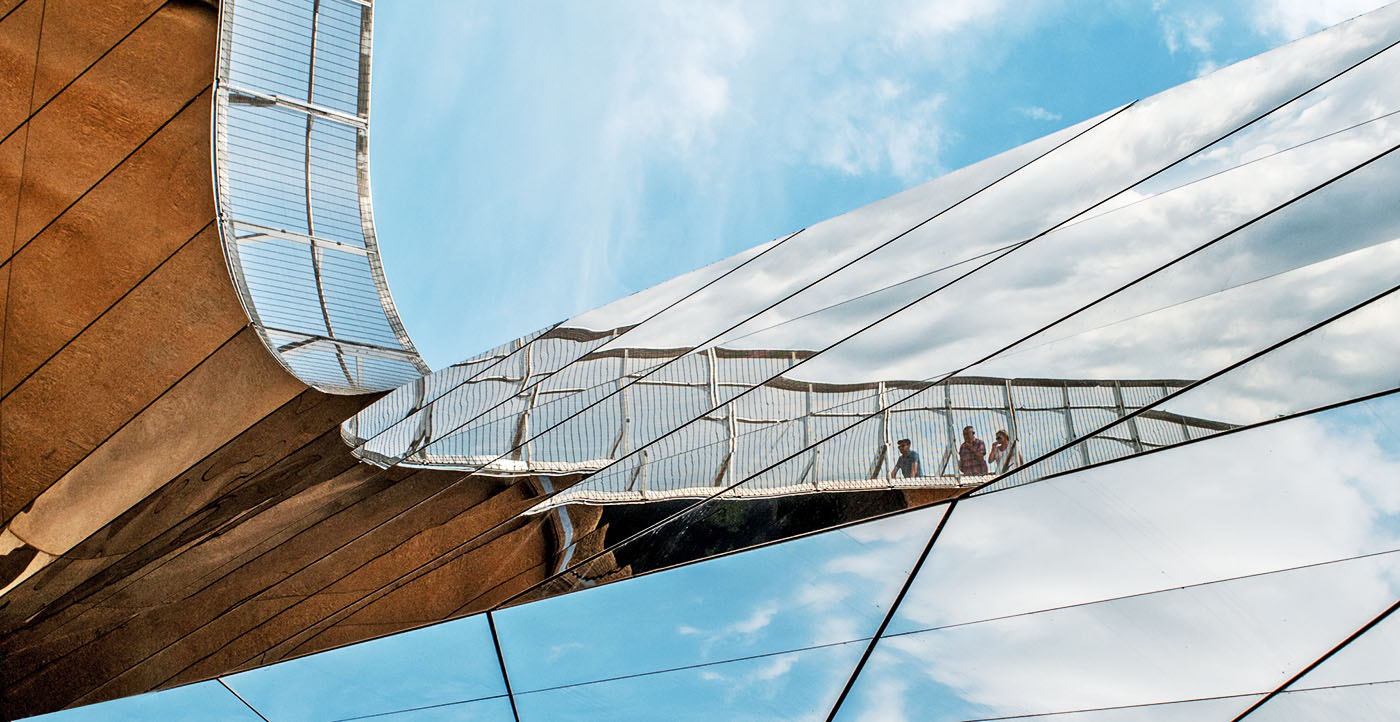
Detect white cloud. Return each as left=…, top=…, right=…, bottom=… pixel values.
left=849, top=677, right=912, bottom=722
left=1160, top=8, right=1223, bottom=55
left=545, top=641, right=585, bottom=663
left=753, top=653, right=798, bottom=681
left=728, top=602, right=781, bottom=636
left=601, top=4, right=754, bottom=158
left=1249, top=0, right=1392, bottom=41
left=894, top=0, right=1015, bottom=44
left=1016, top=105, right=1062, bottom=122
left=810, top=86, right=947, bottom=182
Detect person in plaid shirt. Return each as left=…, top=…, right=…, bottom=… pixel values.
left=958, top=425, right=988, bottom=475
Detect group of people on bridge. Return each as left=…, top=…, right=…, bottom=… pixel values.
left=889, top=426, right=1023, bottom=479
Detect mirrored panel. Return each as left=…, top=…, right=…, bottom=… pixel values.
left=1244, top=593, right=1400, bottom=720
left=221, top=613, right=507, bottom=722
left=512, top=640, right=862, bottom=722
left=989, top=281, right=1400, bottom=494
left=493, top=135, right=1400, bottom=590
left=1249, top=681, right=1400, bottom=722
left=829, top=392, right=1400, bottom=720
left=494, top=504, right=948, bottom=694
left=878, top=695, right=1269, bottom=722
left=24, top=680, right=265, bottom=721
left=574, top=4, right=1400, bottom=353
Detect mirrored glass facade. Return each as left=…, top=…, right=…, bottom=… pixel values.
left=342, top=0, right=1400, bottom=598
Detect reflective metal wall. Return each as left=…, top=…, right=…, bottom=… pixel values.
left=213, top=0, right=428, bottom=393
left=342, top=0, right=1400, bottom=601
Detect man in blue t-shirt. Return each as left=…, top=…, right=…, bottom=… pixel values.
left=890, top=438, right=921, bottom=478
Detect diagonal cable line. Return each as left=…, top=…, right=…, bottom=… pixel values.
left=824, top=499, right=958, bottom=721
left=486, top=611, right=520, bottom=722
left=490, top=139, right=1400, bottom=612
left=217, top=677, right=272, bottom=722
left=1231, top=596, right=1400, bottom=720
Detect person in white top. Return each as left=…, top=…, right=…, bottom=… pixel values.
left=988, top=429, right=1023, bottom=472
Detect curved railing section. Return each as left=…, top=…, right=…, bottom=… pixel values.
left=212, top=0, right=428, bottom=393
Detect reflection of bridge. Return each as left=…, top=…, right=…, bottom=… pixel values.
left=346, top=329, right=1233, bottom=510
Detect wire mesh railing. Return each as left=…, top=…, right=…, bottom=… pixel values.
left=213, top=0, right=428, bottom=393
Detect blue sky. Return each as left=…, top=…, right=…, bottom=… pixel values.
left=366, top=0, right=1388, bottom=370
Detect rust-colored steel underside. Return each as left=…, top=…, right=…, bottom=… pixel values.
left=0, top=3, right=559, bottom=718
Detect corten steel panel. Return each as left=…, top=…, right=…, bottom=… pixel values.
left=281, top=521, right=552, bottom=656
left=0, top=87, right=216, bottom=398
left=2, top=467, right=544, bottom=714
left=0, top=391, right=372, bottom=634
left=0, top=425, right=393, bottom=714
left=4, top=328, right=306, bottom=551
left=27, top=0, right=167, bottom=114
left=0, top=0, right=41, bottom=140
left=140, top=474, right=541, bottom=687
left=10, top=2, right=212, bottom=246
left=0, top=127, right=25, bottom=262
left=0, top=0, right=34, bottom=24
left=182, top=478, right=551, bottom=678
left=0, top=221, right=238, bottom=521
